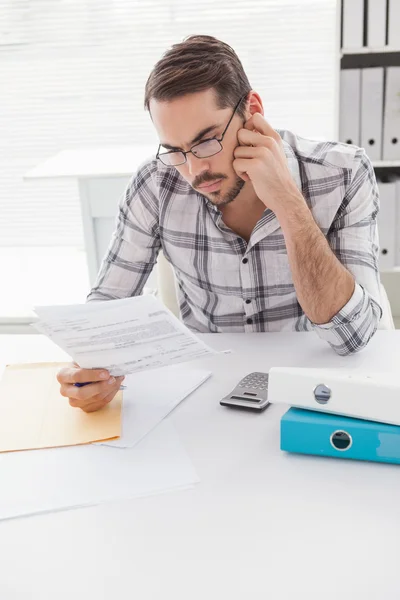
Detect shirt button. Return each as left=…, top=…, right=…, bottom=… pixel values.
left=246, top=318, right=253, bottom=325
left=245, top=299, right=251, bottom=304
left=242, top=258, right=248, bottom=264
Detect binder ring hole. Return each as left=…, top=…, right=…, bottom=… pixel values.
left=368, top=139, right=375, bottom=146
left=382, top=249, right=388, bottom=255
left=313, top=384, right=331, bottom=404
left=330, top=430, right=352, bottom=452
left=392, top=138, right=398, bottom=145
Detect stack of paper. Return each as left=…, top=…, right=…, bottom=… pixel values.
left=0, top=420, right=199, bottom=521
left=33, top=295, right=217, bottom=375
left=0, top=359, right=210, bottom=520
left=100, top=365, right=212, bottom=448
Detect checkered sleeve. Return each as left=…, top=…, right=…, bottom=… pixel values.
left=312, top=149, right=383, bottom=355
left=86, top=160, right=161, bottom=301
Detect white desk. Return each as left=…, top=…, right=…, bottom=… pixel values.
left=24, top=146, right=156, bottom=287
left=1, top=331, right=400, bottom=600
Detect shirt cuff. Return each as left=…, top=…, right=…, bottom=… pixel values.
left=312, top=282, right=367, bottom=330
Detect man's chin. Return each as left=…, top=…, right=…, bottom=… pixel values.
left=200, top=177, right=245, bottom=207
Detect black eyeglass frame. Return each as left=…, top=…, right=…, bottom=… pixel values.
left=156, top=93, right=247, bottom=167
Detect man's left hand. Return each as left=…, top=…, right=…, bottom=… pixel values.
left=233, top=113, right=304, bottom=215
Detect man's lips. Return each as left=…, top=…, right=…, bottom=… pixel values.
left=197, top=179, right=223, bottom=191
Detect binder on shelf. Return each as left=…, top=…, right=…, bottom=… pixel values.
left=388, top=0, right=400, bottom=49
left=339, top=69, right=361, bottom=146
left=342, top=0, right=364, bottom=50
left=367, top=0, right=387, bottom=49
left=268, top=367, right=400, bottom=426
left=383, top=67, right=400, bottom=161
left=377, top=179, right=397, bottom=270
left=280, top=408, right=400, bottom=466
left=361, top=67, right=384, bottom=161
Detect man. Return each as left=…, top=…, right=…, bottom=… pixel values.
left=58, top=35, right=382, bottom=412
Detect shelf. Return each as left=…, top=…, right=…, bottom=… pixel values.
left=341, top=47, right=400, bottom=56
left=381, top=267, right=400, bottom=274
left=372, top=161, right=400, bottom=168
left=341, top=50, right=400, bottom=69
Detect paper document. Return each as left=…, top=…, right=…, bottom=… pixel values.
left=0, top=419, right=199, bottom=521
left=0, top=362, right=122, bottom=453
left=100, top=365, right=212, bottom=449
left=33, top=295, right=216, bottom=376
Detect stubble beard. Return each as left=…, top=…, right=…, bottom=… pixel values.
left=203, top=175, right=245, bottom=207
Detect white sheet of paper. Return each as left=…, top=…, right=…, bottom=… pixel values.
left=0, top=419, right=199, bottom=521
left=100, top=366, right=212, bottom=448
left=33, top=295, right=217, bottom=376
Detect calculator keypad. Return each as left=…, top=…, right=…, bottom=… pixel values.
left=239, top=372, right=269, bottom=391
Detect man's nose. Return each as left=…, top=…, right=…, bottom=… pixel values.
left=185, top=152, right=210, bottom=178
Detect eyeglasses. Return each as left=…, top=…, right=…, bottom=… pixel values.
left=156, top=94, right=246, bottom=167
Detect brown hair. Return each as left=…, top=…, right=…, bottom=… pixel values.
left=144, top=35, right=251, bottom=118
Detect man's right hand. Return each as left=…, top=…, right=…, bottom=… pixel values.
left=57, top=365, right=125, bottom=413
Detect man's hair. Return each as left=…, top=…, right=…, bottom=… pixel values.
left=144, top=35, right=252, bottom=118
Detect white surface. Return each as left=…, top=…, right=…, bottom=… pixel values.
left=268, top=366, right=400, bottom=425
left=0, top=419, right=198, bottom=522
left=339, top=68, right=361, bottom=145
left=0, top=247, right=89, bottom=321
left=24, top=146, right=156, bottom=179
left=101, top=367, right=212, bottom=448
left=361, top=67, right=384, bottom=162
left=377, top=180, right=397, bottom=270
left=383, top=67, right=400, bottom=161
left=372, top=160, right=400, bottom=167
left=379, top=282, right=396, bottom=329
left=1, top=331, right=400, bottom=599
left=381, top=267, right=400, bottom=317
left=388, top=0, right=400, bottom=49
left=341, top=47, right=400, bottom=54
left=342, top=0, right=364, bottom=50
left=367, top=0, right=387, bottom=49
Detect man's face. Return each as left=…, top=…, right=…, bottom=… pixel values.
left=150, top=89, right=245, bottom=207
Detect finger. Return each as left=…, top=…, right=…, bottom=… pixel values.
left=234, top=145, right=268, bottom=159
left=62, top=377, right=115, bottom=403
left=77, top=388, right=122, bottom=414
left=243, top=113, right=281, bottom=142
left=65, top=375, right=125, bottom=407
left=63, top=375, right=123, bottom=407
left=78, top=393, right=115, bottom=413
left=232, top=157, right=253, bottom=181
left=57, top=366, right=110, bottom=385
left=237, top=128, right=276, bottom=148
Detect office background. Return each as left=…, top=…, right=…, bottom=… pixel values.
left=340, top=0, right=400, bottom=327
left=1, top=0, right=399, bottom=329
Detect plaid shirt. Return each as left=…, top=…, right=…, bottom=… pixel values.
left=87, top=129, right=383, bottom=356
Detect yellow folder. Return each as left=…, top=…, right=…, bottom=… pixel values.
left=0, top=362, right=122, bottom=452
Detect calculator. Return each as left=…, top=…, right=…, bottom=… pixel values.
left=220, top=372, right=270, bottom=412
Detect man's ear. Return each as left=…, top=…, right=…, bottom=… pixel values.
left=246, top=91, right=264, bottom=119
